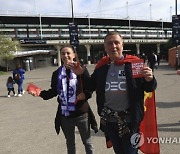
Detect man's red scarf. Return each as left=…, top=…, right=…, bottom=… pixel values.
left=95, top=55, right=139, bottom=69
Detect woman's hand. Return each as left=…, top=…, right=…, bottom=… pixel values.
left=28, top=90, right=41, bottom=97
left=27, top=83, right=41, bottom=96
left=76, top=92, right=86, bottom=101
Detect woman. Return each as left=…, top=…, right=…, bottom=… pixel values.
left=13, top=64, right=25, bottom=97
left=29, top=45, right=96, bottom=154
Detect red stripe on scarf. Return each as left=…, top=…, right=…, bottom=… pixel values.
left=95, top=55, right=139, bottom=69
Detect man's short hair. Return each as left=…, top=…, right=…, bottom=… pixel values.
left=104, top=31, right=123, bottom=41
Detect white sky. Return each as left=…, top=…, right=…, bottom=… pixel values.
left=0, top=0, right=178, bottom=22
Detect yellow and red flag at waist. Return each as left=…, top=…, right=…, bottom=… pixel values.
left=140, top=91, right=160, bottom=154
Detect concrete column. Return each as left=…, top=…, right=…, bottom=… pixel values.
left=157, top=44, right=160, bottom=54
left=85, top=44, right=91, bottom=64
left=136, top=43, right=140, bottom=55
left=55, top=45, right=61, bottom=66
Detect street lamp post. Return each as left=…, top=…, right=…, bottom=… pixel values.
left=87, top=14, right=91, bottom=39
left=39, top=14, right=43, bottom=39
left=33, top=0, right=43, bottom=39
left=150, top=4, right=152, bottom=20
left=128, top=17, right=131, bottom=40
left=126, top=1, right=129, bottom=17
left=170, top=6, right=172, bottom=21
left=125, top=16, right=131, bottom=40
left=69, top=0, right=79, bottom=54
left=175, top=0, right=179, bottom=69
left=159, top=18, right=163, bottom=37
left=70, top=0, right=74, bottom=23
left=176, top=0, right=177, bottom=15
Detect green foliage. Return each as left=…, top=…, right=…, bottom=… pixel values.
left=161, top=38, right=174, bottom=58
left=164, top=38, right=174, bottom=49
left=0, top=71, right=4, bottom=75
left=0, top=35, right=18, bottom=60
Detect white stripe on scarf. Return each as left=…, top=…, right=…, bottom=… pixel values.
left=58, top=66, right=77, bottom=116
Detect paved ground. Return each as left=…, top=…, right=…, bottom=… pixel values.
left=0, top=61, right=180, bottom=154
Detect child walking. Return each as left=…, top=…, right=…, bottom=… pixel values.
left=6, top=76, right=16, bottom=97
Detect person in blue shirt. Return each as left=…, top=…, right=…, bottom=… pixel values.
left=13, top=64, right=25, bottom=97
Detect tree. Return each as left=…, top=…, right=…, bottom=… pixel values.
left=0, top=35, right=19, bottom=71
left=162, top=38, right=174, bottom=61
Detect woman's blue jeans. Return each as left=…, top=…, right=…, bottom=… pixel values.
left=16, top=80, right=23, bottom=94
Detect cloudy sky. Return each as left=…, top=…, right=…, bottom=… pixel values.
left=0, top=0, right=178, bottom=22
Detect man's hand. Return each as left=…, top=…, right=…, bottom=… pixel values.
left=67, top=62, right=84, bottom=75
left=140, top=67, right=153, bottom=82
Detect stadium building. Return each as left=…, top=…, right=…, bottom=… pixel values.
left=0, top=15, right=172, bottom=70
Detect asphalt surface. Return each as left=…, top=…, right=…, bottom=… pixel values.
left=0, top=61, right=180, bottom=154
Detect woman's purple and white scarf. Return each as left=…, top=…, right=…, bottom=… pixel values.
left=57, top=66, right=77, bottom=116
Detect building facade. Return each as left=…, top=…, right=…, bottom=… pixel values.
left=0, top=15, right=172, bottom=70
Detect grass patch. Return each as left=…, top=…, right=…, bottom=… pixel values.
left=0, top=71, right=5, bottom=75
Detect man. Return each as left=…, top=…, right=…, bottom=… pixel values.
left=157, top=53, right=161, bottom=66
left=70, top=31, right=157, bottom=154
left=148, top=52, right=157, bottom=72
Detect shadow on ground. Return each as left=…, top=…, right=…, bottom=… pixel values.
left=156, top=101, right=180, bottom=108
left=158, top=122, right=180, bottom=132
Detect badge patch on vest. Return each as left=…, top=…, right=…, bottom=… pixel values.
left=118, top=70, right=125, bottom=79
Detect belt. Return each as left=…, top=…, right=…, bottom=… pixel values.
left=101, top=107, right=130, bottom=137
left=118, top=108, right=131, bottom=117
left=101, top=107, right=130, bottom=118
